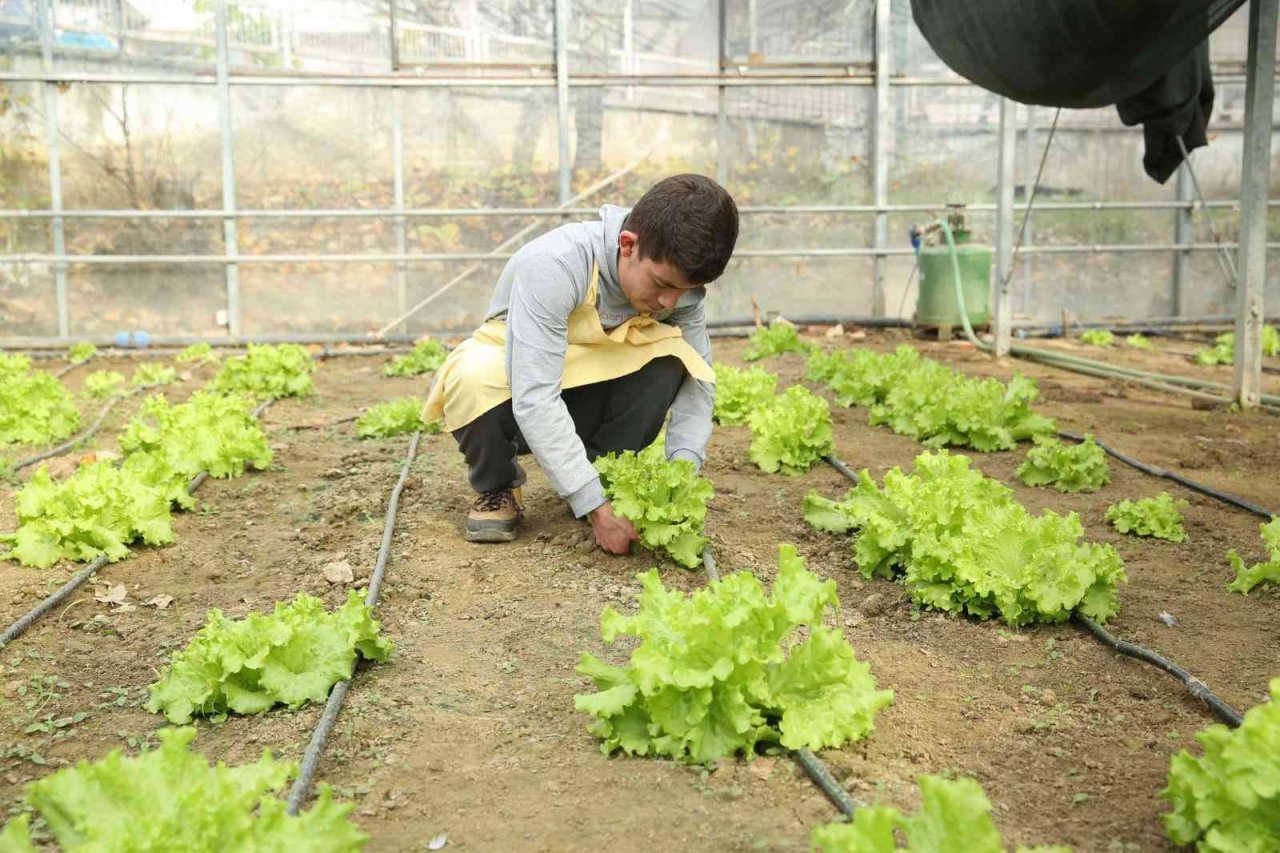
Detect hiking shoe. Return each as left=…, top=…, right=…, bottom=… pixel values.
left=465, top=487, right=523, bottom=543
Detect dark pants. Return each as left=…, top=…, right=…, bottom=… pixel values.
left=452, top=356, right=687, bottom=494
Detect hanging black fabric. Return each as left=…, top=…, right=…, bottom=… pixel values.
left=910, top=0, right=1247, bottom=182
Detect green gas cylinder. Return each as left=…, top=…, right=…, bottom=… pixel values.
left=915, top=231, right=991, bottom=327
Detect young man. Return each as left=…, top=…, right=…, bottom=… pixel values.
left=423, top=174, right=738, bottom=555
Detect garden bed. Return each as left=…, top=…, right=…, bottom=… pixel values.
left=1, top=331, right=1278, bottom=851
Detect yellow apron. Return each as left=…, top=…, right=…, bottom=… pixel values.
left=423, top=262, right=714, bottom=432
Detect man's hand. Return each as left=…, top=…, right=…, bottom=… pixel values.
left=589, top=501, right=639, bottom=555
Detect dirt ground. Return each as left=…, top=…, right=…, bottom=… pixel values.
left=1, top=332, right=1278, bottom=852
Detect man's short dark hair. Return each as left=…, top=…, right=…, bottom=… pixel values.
left=623, top=174, right=738, bottom=285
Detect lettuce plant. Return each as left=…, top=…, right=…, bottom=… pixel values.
left=1226, top=517, right=1280, bottom=594
left=812, top=774, right=1071, bottom=853
left=593, top=446, right=713, bottom=567
left=1196, top=326, right=1280, bottom=365
left=747, top=386, right=834, bottom=475
left=806, top=450, right=1126, bottom=626
left=210, top=343, right=315, bottom=398
left=176, top=342, right=220, bottom=365
left=356, top=397, right=440, bottom=438
left=67, top=342, right=98, bottom=364
left=0, top=354, right=80, bottom=445
left=384, top=338, right=447, bottom=376
left=131, top=363, right=177, bottom=388
left=1125, top=333, right=1154, bottom=350
left=0, top=727, right=366, bottom=852
left=712, top=364, right=777, bottom=425
left=1162, top=678, right=1280, bottom=852
left=1078, top=329, right=1114, bottom=347
left=0, top=461, right=175, bottom=568
left=743, top=323, right=811, bottom=361
left=147, top=590, right=393, bottom=724
left=83, top=370, right=126, bottom=399
left=575, top=545, right=893, bottom=763
left=1016, top=435, right=1110, bottom=493
left=1106, top=493, right=1188, bottom=542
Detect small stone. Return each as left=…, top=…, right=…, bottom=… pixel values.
left=323, top=560, right=355, bottom=585
left=577, top=554, right=593, bottom=567
left=1039, top=689, right=1057, bottom=707
left=859, top=593, right=890, bottom=616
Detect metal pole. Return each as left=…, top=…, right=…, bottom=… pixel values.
left=994, top=97, right=1015, bottom=356
left=214, top=0, right=241, bottom=336
left=716, top=0, right=729, bottom=187
left=1172, top=162, right=1191, bottom=317
left=37, top=0, right=69, bottom=338
left=1234, top=0, right=1277, bottom=409
left=1020, top=103, right=1034, bottom=316
left=392, top=88, right=407, bottom=334
left=554, top=0, right=571, bottom=204
left=871, top=0, right=890, bottom=317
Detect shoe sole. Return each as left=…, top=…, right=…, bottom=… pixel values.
left=465, top=527, right=520, bottom=543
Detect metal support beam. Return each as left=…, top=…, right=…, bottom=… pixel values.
left=388, top=0, right=400, bottom=70
left=1172, top=162, right=1191, bottom=317
left=214, top=0, right=242, bottom=336
left=37, top=0, right=68, bottom=338
left=994, top=97, right=1016, bottom=356
left=391, top=88, right=408, bottom=334
left=554, top=0, right=571, bottom=204
left=871, top=0, right=890, bottom=317
left=1234, top=0, right=1277, bottom=408
left=1020, top=104, right=1034, bottom=316
left=716, top=0, right=729, bottom=186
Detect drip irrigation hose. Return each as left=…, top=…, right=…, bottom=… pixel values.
left=53, top=361, right=83, bottom=379
left=1057, top=431, right=1275, bottom=521
left=1075, top=615, right=1243, bottom=727
left=0, top=398, right=276, bottom=648
left=819, top=454, right=1244, bottom=726
left=936, top=219, right=1280, bottom=409
left=702, top=547, right=720, bottom=582
left=287, top=429, right=422, bottom=815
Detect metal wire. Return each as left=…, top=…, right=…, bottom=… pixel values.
left=1175, top=136, right=1239, bottom=289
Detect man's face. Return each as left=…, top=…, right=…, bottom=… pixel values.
left=616, top=230, right=701, bottom=314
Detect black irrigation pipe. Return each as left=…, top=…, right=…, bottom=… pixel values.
left=53, top=361, right=85, bottom=379
left=706, top=314, right=914, bottom=330
left=819, top=453, right=1246, bottom=728
left=1058, top=431, right=1276, bottom=521
left=287, top=429, right=422, bottom=815
left=1075, top=615, right=1243, bottom=727
left=0, top=397, right=276, bottom=648
left=701, top=542, right=859, bottom=818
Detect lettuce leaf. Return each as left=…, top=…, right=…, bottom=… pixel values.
left=712, top=364, right=777, bottom=426
left=0, top=727, right=365, bottom=851
left=593, top=446, right=713, bottom=568
left=1078, top=329, right=1114, bottom=347
left=748, top=386, right=834, bottom=475
left=1016, top=435, right=1110, bottom=493
left=811, top=774, right=1072, bottom=852
left=1161, top=678, right=1280, bottom=851
left=1226, top=517, right=1280, bottom=594
left=67, top=342, right=98, bottom=364
left=575, top=545, right=893, bottom=763
left=1105, top=493, right=1188, bottom=542
left=83, top=370, right=126, bottom=399
left=146, top=590, right=393, bottom=724
left=805, top=450, right=1126, bottom=626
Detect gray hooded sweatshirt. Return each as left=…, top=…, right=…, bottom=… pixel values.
left=483, top=204, right=715, bottom=517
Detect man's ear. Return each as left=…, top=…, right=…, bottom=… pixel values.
left=618, top=229, right=638, bottom=258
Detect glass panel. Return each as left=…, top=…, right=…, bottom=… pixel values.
left=396, top=0, right=553, bottom=68
left=66, top=260, right=225, bottom=336
left=725, top=0, right=872, bottom=66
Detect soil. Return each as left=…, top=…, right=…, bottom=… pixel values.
left=1, top=332, right=1278, bottom=852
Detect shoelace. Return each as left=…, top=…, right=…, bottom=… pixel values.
left=474, top=490, right=512, bottom=512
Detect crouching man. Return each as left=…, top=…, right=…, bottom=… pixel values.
left=423, top=174, right=738, bottom=554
